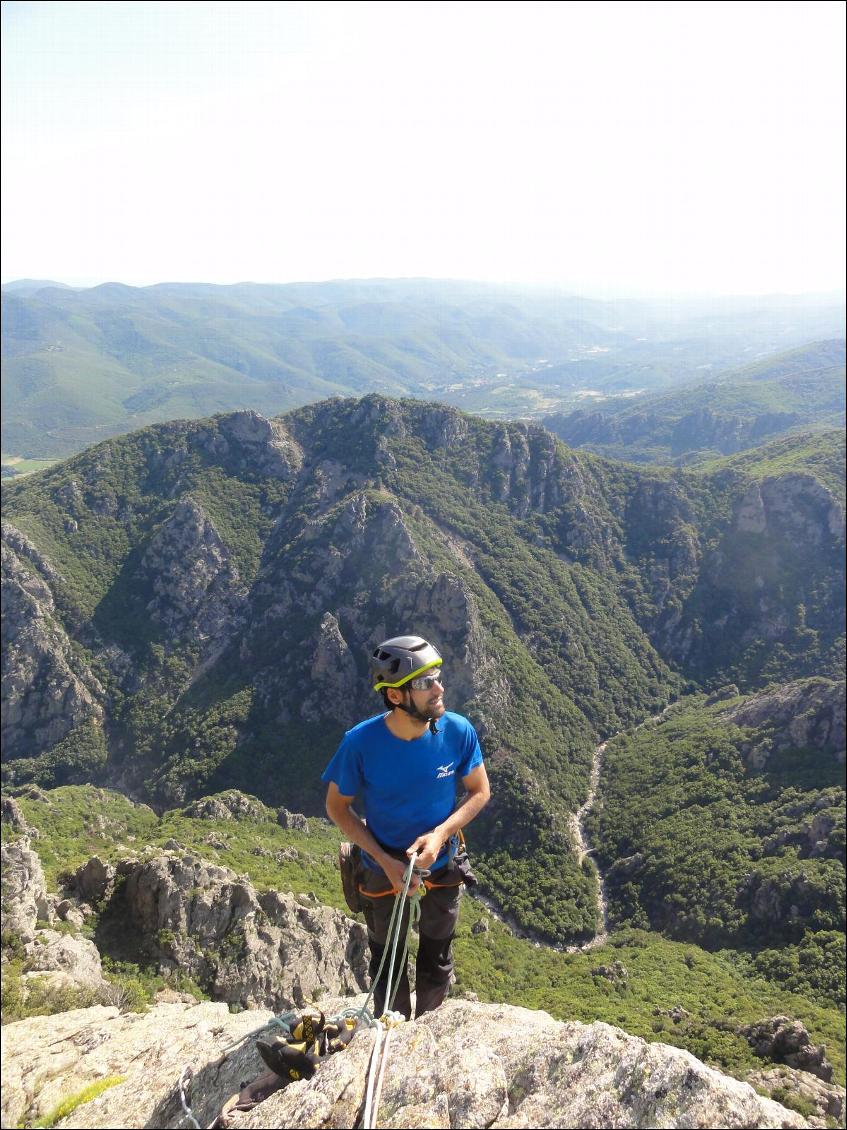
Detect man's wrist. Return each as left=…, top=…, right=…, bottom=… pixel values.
left=433, top=824, right=452, bottom=847
left=376, top=849, right=401, bottom=872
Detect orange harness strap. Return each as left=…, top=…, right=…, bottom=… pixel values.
left=357, top=875, right=462, bottom=898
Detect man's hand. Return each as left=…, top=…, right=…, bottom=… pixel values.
left=381, top=854, right=422, bottom=894
left=407, top=830, right=444, bottom=872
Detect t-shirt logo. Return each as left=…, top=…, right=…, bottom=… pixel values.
left=436, top=762, right=455, bottom=779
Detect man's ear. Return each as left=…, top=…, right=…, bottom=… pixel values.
left=385, top=687, right=404, bottom=708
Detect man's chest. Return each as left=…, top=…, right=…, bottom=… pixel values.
left=362, top=742, right=458, bottom=796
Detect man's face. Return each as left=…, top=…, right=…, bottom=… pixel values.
left=408, top=674, right=446, bottom=720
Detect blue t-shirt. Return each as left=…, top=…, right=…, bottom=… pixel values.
left=322, top=710, right=484, bottom=869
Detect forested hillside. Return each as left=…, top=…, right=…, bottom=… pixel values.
left=586, top=682, right=845, bottom=1008
left=544, top=339, right=846, bottom=465
left=2, top=397, right=844, bottom=945
left=3, top=280, right=843, bottom=462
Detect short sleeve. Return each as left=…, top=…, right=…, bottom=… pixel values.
left=457, top=718, right=483, bottom=779
left=321, top=730, right=363, bottom=798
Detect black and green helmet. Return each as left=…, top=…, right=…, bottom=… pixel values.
left=370, top=636, right=442, bottom=691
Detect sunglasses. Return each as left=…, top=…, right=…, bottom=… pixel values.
left=408, top=670, right=445, bottom=691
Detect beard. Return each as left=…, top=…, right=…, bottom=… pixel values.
left=418, top=692, right=446, bottom=721
left=404, top=690, right=446, bottom=724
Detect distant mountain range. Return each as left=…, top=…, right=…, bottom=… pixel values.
left=543, top=339, right=846, bottom=465
left=3, top=279, right=844, bottom=460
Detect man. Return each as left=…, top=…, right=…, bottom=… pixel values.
left=322, top=635, right=490, bottom=1019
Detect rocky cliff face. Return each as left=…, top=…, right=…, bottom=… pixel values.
left=103, top=851, right=368, bottom=1011
left=1, top=524, right=104, bottom=758
left=723, top=678, right=846, bottom=768
left=1, top=788, right=369, bottom=1016
left=138, top=496, right=248, bottom=648
left=658, top=471, right=844, bottom=681
left=0, top=834, right=52, bottom=943
left=546, top=406, right=805, bottom=462
left=0, top=997, right=821, bottom=1129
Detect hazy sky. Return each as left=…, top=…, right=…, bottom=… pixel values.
left=2, top=0, right=845, bottom=296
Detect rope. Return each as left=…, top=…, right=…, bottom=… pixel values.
left=178, top=858, right=423, bottom=1129
left=177, top=1065, right=201, bottom=1129
left=358, top=851, right=423, bottom=1023
left=362, top=1022, right=384, bottom=1129
left=359, top=852, right=423, bottom=1128
left=370, top=1023, right=395, bottom=1125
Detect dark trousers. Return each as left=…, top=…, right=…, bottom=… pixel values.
left=358, top=864, right=462, bottom=1020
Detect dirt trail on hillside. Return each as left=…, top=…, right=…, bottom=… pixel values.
left=469, top=737, right=610, bottom=953
left=473, top=707, right=674, bottom=953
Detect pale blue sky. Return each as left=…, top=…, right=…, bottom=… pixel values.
left=2, top=0, right=845, bottom=296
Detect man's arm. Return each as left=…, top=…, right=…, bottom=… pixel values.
left=407, top=762, right=491, bottom=870
left=325, top=781, right=420, bottom=892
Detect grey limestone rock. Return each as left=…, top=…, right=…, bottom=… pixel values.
left=0, top=1001, right=274, bottom=1130
left=212, top=411, right=304, bottom=480
left=139, top=496, right=247, bottom=646
left=113, top=853, right=369, bottom=1011
left=235, top=1000, right=815, bottom=1130
left=182, top=790, right=272, bottom=822
left=724, top=679, right=846, bottom=766
left=738, top=1016, right=833, bottom=1082
left=23, top=928, right=105, bottom=989
left=1, top=532, right=104, bottom=758
left=1, top=998, right=814, bottom=1130
left=0, top=836, right=52, bottom=942
left=299, top=611, right=358, bottom=726
left=277, top=807, right=310, bottom=832
left=746, top=1065, right=845, bottom=1126
left=70, top=855, right=116, bottom=904
left=1, top=794, right=30, bottom=833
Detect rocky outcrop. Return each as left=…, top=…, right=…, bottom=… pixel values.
left=1, top=528, right=104, bottom=758
left=0, top=1000, right=275, bottom=1130
left=69, top=855, right=117, bottom=904
left=1, top=998, right=813, bottom=1129
left=22, top=928, right=105, bottom=989
left=110, top=853, right=368, bottom=1011
left=208, top=1000, right=822, bottom=1129
left=746, top=1066, right=845, bottom=1126
left=1, top=794, right=30, bottom=834
left=392, top=572, right=494, bottom=717
left=1, top=835, right=108, bottom=994
left=724, top=678, right=846, bottom=767
left=139, top=496, right=247, bottom=647
left=662, top=471, right=844, bottom=676
left=734, top=475, right=845, bottom=545
left=738, top=1017, right=833, bottom=1082
left=628, top=478, right=703, bottom=635
left=299, top=611, right=359, bottom=726
left=199, top=411, right=303, bottom=480
left=182, top=790, right=273, bottom=823
left=488, top=423, right=628, bottom=566
left=277, top=807, right=311, bottom=832
left=0, top=836, right=52, bottom=942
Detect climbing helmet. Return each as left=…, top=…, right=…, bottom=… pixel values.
left=370, top=635, right=442, bottom=691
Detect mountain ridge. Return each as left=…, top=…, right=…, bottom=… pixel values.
left=2, top=397, right=843, bottom=950
left=4, top=281, right=843, bottom=461
left=543, top=339, right=846, bottom=465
